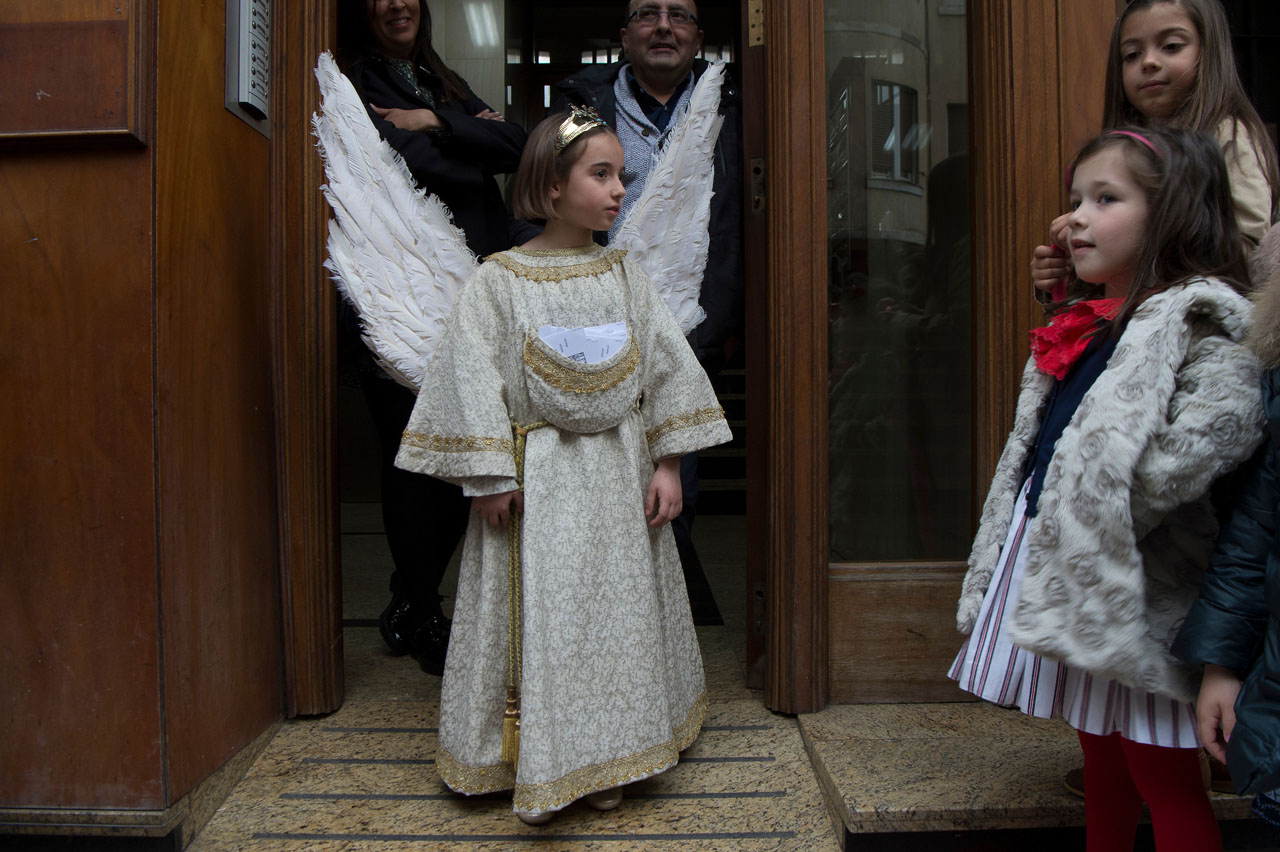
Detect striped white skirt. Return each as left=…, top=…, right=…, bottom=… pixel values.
left=948, top=481, right=1199, bottom=748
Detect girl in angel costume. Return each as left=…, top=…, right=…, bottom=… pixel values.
left=396, top=109, right=730, bottom=822
left=313, top=53, right=733, bottom=824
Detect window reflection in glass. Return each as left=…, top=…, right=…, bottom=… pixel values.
left=826, top=1, right=971, bottom=562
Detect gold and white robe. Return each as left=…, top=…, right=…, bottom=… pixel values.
left=395, top=244, right=732, bottom=816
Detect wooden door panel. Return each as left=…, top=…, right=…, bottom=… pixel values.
left=828, top=565, right=973, bottom=703
left=154, top=0, right=285, bottom=799
left=0, top=151, right=163, bottom=808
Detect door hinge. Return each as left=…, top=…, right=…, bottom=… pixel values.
left=750, top=157, right=766, bottom=214
left=748, top=0, right=765, bottom=47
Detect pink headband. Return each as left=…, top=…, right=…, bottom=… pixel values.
left=1108, top=129, right=1163, bottom=158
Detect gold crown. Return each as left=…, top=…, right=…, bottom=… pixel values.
left=555, top=106, right=608, bottom=154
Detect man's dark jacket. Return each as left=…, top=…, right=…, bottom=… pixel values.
left=552, top=59, right=744, bottom=372
left=1173, top=371, right=1280, bottom=795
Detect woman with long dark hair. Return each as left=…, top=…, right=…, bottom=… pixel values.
left=336, top=0, right=531, bottom=674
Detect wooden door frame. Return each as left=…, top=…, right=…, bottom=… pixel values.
left=970, top=2, right=1111, bottom=485
left=756, top=0, right=829, bottom=714
left=268, top=0, right=1112, bottom=719
left=273, top=0, right=342, bottom=717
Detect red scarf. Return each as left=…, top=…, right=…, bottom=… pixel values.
left=1029, top=298, right=1123, bottom=379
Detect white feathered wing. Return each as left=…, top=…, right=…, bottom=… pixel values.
left=312, top=50, right=478, bottom=388
left=611, top=61, right=726, bottom=334
left=313, top=50, right=725, bottom=386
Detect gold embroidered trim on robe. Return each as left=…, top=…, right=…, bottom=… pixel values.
left=489, top=248, right=627, bottom=282
left=434, top=690, right=708, bottom=813
left=502, top=244, right=601, bottom=257
left=512, top=691, right=708, bottom=814
left=645, top=407, right=727, bottom=445
left=401, top=430, right=515, bottom=455
left=435, top=747, right=515, bottom=795
left=523, top=334, right=641, bottom=394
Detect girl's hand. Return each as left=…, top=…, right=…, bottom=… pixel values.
left=370, top=104, right=444, bottom=132
left=1031, top=244, right=1072, bottom=292
left=475, top=109, right=505, bottom=121
left=473, top=490, right=523, bottom=528
left=1031, top=213, right=1074, bottom=293
left=1196, top=663, right=1243, bottom=764
left=645, top=457, right=683, bottom=528
left=1047, top=212, right=1071, bottom=248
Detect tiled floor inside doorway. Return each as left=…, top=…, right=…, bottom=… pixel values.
left=186, top=512, right=840, bottom=851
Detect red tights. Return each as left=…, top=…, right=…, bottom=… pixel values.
left=1076, top=730, right=1221, bottom=852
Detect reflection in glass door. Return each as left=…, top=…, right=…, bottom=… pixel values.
left=826, top=1, right=971, bottom=562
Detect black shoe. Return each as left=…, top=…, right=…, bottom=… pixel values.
left=409, top=613, right=451, bottom=676
left=378, top=596, right=433, bottom=655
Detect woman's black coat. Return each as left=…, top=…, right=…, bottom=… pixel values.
left=342, top=55, right=530, bottom=257
left=1173, top=371, right=1280, bottom=795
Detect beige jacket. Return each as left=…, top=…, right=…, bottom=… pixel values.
left=1218, top=118, right=1274, bottom=244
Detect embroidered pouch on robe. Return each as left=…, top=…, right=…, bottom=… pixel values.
left=523, top=328, right=641, bottom=433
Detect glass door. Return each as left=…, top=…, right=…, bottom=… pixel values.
left=821, top=0, right=974, bottom=704
left=826, top=1, right=971, bottom=564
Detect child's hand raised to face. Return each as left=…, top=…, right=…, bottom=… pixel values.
left=474, top=490, right=524, bottom=528
left=646, top=457, right=684, bottom=528
left=1032, top=213, right=1074, bottom=294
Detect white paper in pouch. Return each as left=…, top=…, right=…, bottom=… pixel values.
left=537, top=321, right=627, bottom=364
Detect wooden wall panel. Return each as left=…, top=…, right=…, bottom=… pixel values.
left=0, top=22, right=129, bottom=133
left=155, top=0, right=283, bottom=801
left=1058, top=4, right=1112, bottom=167
left=828, top=565, right=973, bottom=704
left=0, top=150, right=162, bottom=808
left=969, top=0, right=1111, bottom=500
left=0, top=1, right=148, bottom=145
left=970, top=2, right=1061, bottom=500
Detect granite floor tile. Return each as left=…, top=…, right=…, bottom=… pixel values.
left=799, top=702, right=1257, bottom=839
left=799, top=700, right=1061, bottom=743
left=193, top=690, right=834, bottom=849
left=697, top=626, right=753, bottom=701
left=696, top=516, right=748, bottom=633
left=339, top=534, right=395, bottom=621
left=341, top=628, right=441, bottom=702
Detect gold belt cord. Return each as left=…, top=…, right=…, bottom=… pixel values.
left=501, top=419, right=548, bottom=769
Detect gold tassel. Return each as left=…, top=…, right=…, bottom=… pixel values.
left=500, top=687, right=520, bottom=765
left=500, top=421, right=543, bottom=772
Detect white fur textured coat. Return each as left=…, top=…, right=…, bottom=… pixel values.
left=957, top=279, right=1265, bottom=701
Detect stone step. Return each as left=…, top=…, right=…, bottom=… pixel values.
left=796, top=702, right=1263, bottom=849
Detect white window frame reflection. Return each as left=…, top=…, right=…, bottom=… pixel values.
left=870, top=80, right=919, bottom=184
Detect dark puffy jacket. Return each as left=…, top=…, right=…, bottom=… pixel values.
left=552, top=60, right=744, bottom=372
left=342, top=55, right=533, bottom=257
left=1173, top=370, right=1280, bottom=795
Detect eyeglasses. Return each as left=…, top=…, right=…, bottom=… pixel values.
left=626, top=7, right=699, bottom=27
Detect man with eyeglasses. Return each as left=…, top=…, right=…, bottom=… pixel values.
left=553, top=0, right=743, bottom=583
